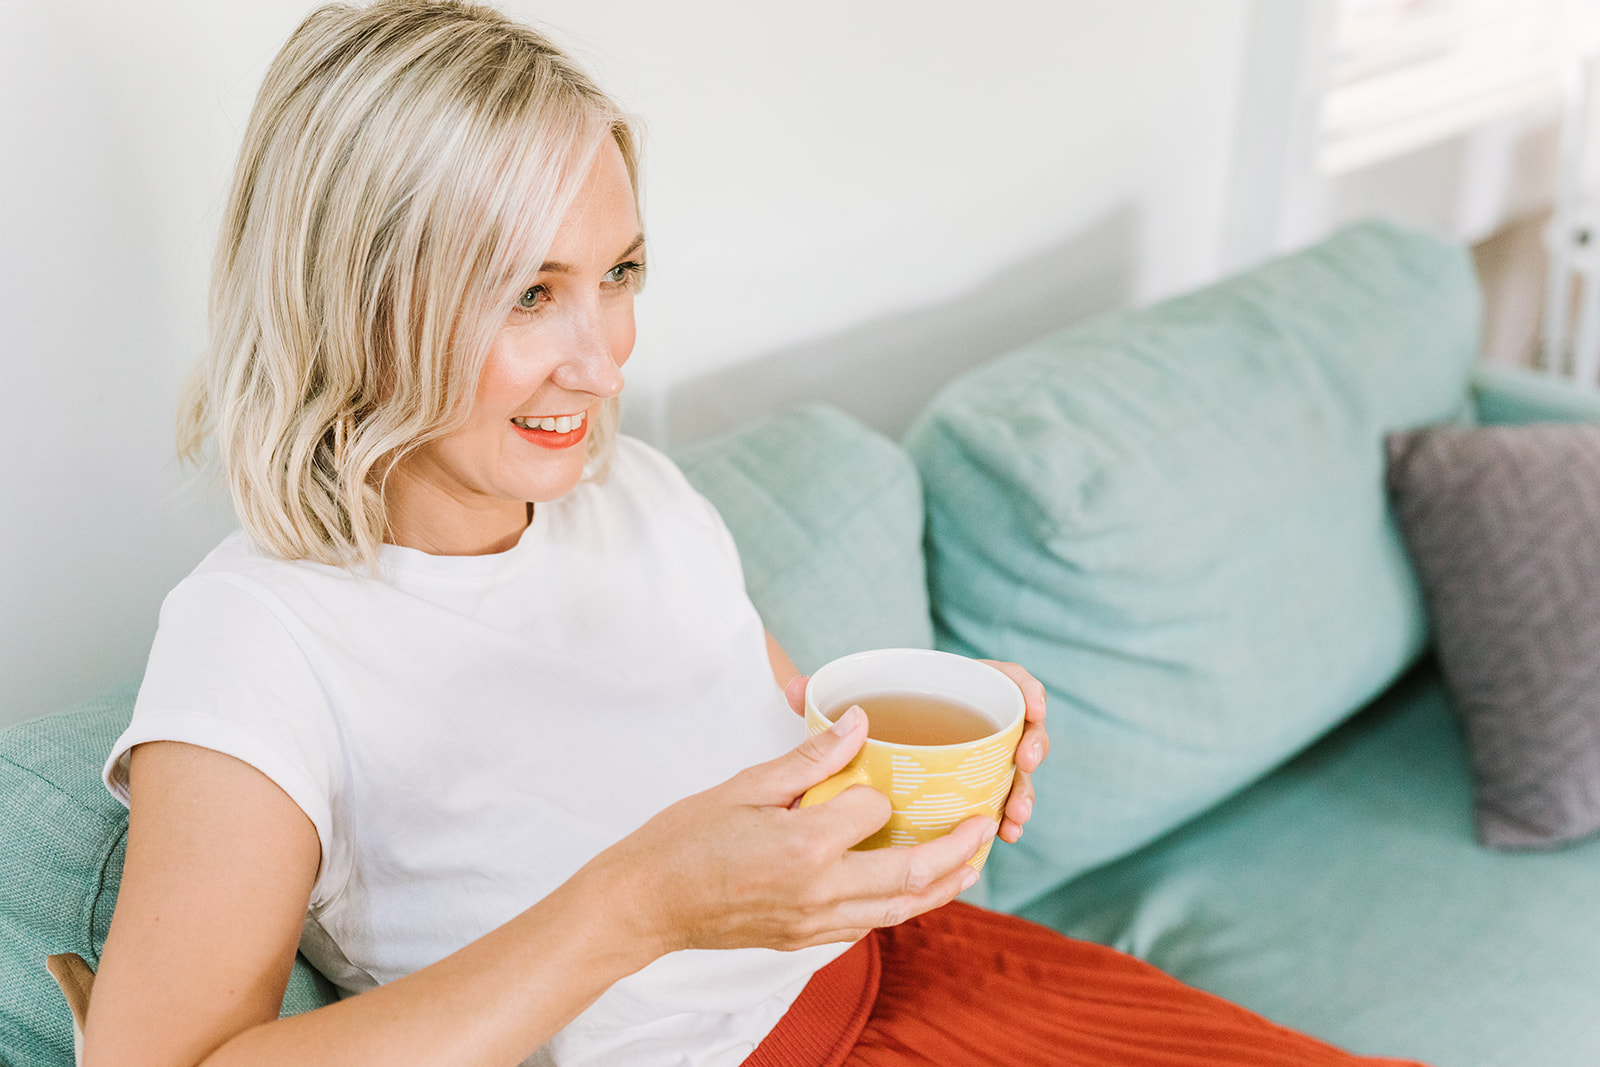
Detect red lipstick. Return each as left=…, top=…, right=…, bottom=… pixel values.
left=510, top=417, right=589, bottom=450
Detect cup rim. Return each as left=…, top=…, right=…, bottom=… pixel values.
left=804, top=647, right=1027, bottom=750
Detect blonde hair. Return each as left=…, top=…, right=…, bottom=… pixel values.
left=180, top=0, right=639, bottom=568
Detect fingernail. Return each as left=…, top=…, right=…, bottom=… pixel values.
left=831, top=706, right=862, bottom=736
left=983, top=819, right=999, bottom=841
left=1023, top=796, right=1034, bottom=819
left=1030, top=742, right=1043, bottom=763
left=960, top=867, right=979, bottom=891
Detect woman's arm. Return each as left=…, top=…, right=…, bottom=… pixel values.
left=87, top=741, right=657, bottom=1067
left=765, top=629, right=801, bottom=693
left=86, top=742, right=322, bottom=1066
left=88, top=714, right=989, bottom=1067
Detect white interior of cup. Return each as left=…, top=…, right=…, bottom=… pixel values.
left=806, top=648, right=1025, bottom=744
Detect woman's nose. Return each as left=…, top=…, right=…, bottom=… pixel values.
left=552, top=310, right=628, bottom=398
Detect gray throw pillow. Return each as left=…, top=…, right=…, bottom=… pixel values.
left=1386, top=423, right=1600, bottom=850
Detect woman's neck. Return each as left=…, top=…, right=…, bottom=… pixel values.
left=383, top=475, right=533, bottom=557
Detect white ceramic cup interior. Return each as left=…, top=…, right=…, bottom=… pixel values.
left=806, top=647, right=1025, bottom=744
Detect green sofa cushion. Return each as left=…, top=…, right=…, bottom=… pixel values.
left=1019, top=667, right=1600, bottom=1067
left=0, top=691, right=340, bottom=1064
left=908, top=220, right=1481, bottom=911
left=674, top=403, right=934, bottom=672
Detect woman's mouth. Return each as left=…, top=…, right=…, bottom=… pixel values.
left=510, top=410, right=589, bottom=450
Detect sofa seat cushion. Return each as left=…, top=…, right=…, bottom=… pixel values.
left=908, top=220, right=1481, bottom=910
left=1018, top=666, right=1600, bottom=1067
left=0, top=687, right=336, bottom=1066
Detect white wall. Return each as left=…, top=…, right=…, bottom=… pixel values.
left=0, top=0, right=1257, bottom=725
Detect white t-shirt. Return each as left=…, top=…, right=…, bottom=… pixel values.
left=104, top=436, right=844, bottom=1067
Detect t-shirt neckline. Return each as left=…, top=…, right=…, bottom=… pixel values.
left=376, top=500, right=551, bottom=582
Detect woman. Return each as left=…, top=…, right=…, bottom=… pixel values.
left=85, top=4, right=1425, bottom=1065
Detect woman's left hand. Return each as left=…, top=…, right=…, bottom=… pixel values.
left=781, top=660, right=1049, bottom=845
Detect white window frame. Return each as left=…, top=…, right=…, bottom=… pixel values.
left=1224, top=0, right=1592, bottom=271
left=1319, top=0, right=1583, bottom=174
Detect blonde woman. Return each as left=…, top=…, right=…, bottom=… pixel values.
left=85, top=4, right=1429, bottom=1066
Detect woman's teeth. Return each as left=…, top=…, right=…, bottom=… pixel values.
left=513, top=412, right=586, bottom=433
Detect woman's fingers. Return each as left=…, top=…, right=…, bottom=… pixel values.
left=793, top=783, right=893, bottom=853
left=838, top=815, right=992, bottom=901
left=783, top=674, right=809, bottom=716
left=821, top=816, right=994, bottom=931
left=1000, top=769, right=1034, bottom=842
left=737, top=704, right=867, bottom=806
left=975, top=661, right=1047, bottom=843
left=1015, top=719, right=1049, bottom=772
left=980, top=659, right=1047, bottom=723
left=822, top=861, right=976, bottom=941
left=631, top=758, right=993, bottom=953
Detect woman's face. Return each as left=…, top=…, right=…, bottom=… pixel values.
left=386, top=138, right=643, bottom=555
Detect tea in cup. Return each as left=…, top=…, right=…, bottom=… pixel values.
left=799, top=648, right=1025, bottom=871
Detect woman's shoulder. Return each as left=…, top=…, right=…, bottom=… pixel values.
left=149, top=531, right=377, bottom=653
left=183, top=529, right=369, bottom=593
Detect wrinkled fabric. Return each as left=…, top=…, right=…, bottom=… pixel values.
left=749, top=903, right=1429, bottom=1067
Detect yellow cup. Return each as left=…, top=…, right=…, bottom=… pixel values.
left=799, top=648, right=1025, bottom=871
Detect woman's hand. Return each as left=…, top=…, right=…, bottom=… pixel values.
left=977, top=660, right=1048, bottom=844
left=598, top=707, right=995, bottom=955
left=780, top=660, right=1049, bottom=845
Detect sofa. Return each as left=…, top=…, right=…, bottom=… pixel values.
left=6, top=220, right=1599, bottom=1066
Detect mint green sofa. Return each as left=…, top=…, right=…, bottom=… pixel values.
left=6, top=222, right=1598, bottom=1066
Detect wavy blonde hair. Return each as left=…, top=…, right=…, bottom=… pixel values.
left=179, top=0, right=639, bottom=568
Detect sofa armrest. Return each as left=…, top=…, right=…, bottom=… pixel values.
left=1471, top=362, right=1600, bottom=426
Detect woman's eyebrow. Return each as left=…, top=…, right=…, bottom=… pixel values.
left=537, top=234, right=646, bottom=275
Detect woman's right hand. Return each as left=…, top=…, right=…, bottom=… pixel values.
left=594, top=706, right=997, bottom=956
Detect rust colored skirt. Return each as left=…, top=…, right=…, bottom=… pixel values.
left=742, top=902, right=1427, bottom=1067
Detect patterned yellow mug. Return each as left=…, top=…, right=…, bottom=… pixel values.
left=799, top=648, right=1026, bottom=871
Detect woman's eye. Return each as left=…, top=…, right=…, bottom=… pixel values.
left=606, top=261, right=645, bottom=287
left=516, top=286, right=546, bottom=310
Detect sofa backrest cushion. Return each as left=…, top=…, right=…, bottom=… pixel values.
left=0, top=688, right=336, bottom=1065
left=674, top=403, right=934, bottom=672
left=907, top=220, right=1481, bottom=911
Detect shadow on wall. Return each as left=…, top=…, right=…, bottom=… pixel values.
left=655, top=204, right=1142, bottom=447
